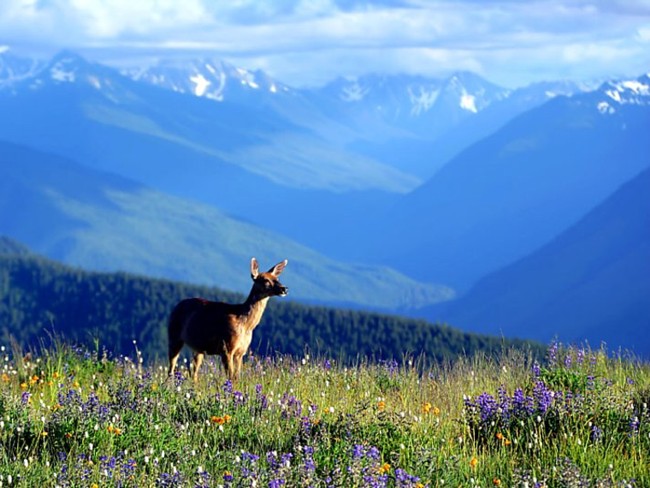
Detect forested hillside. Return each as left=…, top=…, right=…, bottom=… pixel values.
left=0, top=237, right=540, bottom=363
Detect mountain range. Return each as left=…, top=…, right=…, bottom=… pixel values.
left=0, top=48, right=648, bottom=355
left=429, top=165, right=650, bottom=357
left=0, top=140, right=452, bottom=310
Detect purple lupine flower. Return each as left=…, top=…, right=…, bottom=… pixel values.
left=630, top=416, right=640, bottom=435
left=173, top=370, right=185, bottom=387
left=564, top=353, right=573, bottom=369
left=589, top=424, right=603, bottom=442
left=300, top=416, right=312, bottom=435
left=256, top=384, right=269, bottom=410
left=308, top=403, right=318, bottom=417
left=533, top=381, right=553, bottom=414
left=302, top=446, right=316, bottom=473
left=548, top=341, right=559, bottom=366
left=498, top=386, right=511, bottom=422
left=576, top=348, right=585, bottom=365
left=157, top=471, right=185, bottom=487
left=512, top=387, right=535, bottom=417
left=233, top=390, right=245, bottom=406
left=280, top=453, right=293, bottom=468
left=475, top=392, right=498, bottom=423
left=381, top=359, right=399, bottom=376
left=590, top=424, right=603, bottom=442
left=323, top=359, right=332, bottom=371
left=531, top=361, right=541, bottom=378
left=352, top=444, right=365, bottom=459
left=366, top=446, right=381, bottom=461
left=21, top=391, right=31, bottom=405
left=222, top=379, right=233, bottom=394
left=395, top=468, right=421, bottom=487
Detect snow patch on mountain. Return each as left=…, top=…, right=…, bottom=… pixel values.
left=50, top=61, right=76, bottom=83
left=408, top=86, right=439, bottom=115
left=190, top=72, right=210, bottom=96
left=460, top=92, right=477, bottom=113
left=597, top=76, right=650, bottom=114
left=0, top=49, right=47, bottom=89
left=341, top=80, right=368, bottom=102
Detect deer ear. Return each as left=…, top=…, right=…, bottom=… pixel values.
left=250, top=257, right=260, bottom=279
left=268, top=259, right=288, bottom=277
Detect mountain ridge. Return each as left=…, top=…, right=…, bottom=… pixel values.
left=0, top=140, right=453, bottom=310
left=427, top=166, right=650, bottom=358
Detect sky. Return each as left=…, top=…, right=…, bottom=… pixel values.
left=1, top=0, right=649, bottom=88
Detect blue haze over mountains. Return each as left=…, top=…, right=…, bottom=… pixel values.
left=0, top=50, right=648, bottom=356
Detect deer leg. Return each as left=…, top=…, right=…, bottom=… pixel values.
left=168, top=340, right=184, bottom=377
left=192, top=352, right=204, bottom=383
left=233, top=351, right=245, bottom=380
left=221, top=352, right=236, bottom=381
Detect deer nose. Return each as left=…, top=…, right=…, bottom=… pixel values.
left=279, top=285, right=288, bottom=296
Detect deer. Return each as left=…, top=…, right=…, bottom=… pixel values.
left=167, top=258, right=288, bottom=383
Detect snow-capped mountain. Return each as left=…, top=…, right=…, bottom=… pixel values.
left=315, top=71, right=510, bottom=127
left=594, top=74, right=650, bottom=114
left=0, top=50, right=136, bottom=100
left=0, top=49, right=46, bottom=90
left=122, top=58, right=292, bottom=103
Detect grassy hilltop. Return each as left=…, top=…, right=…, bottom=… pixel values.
left=0, top=341, right=648, bottom=487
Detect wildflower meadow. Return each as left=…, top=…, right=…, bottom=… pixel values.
left=0, top=340, right=648, bottom=487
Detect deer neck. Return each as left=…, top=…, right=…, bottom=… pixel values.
left=242, top=293, right=270, bottom=331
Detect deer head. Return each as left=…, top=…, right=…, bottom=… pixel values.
left=250, top=258, right=288, bottom=299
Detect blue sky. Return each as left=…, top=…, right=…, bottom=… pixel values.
left=1, top=0, right=649, bottom=87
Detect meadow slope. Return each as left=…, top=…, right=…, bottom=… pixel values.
left=0, top=341, right=647, bottom=487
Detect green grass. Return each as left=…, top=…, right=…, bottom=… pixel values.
left=0, top=340, right=648, bottom=487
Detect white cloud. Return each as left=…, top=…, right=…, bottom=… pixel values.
left=1, top=0, right=649, bottom=87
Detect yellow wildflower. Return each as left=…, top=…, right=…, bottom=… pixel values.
left=422, top=402, right=432, bottom=414
left=379, top=462, right=391, bottom=474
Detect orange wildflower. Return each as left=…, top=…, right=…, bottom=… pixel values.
left=377, top=401, right=386, bottom=411
left=379, top=463, right=391, bottom=474
left=470, top=456, right=478, bottom=469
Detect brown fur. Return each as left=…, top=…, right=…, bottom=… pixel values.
left=167, top=258, right=288, bottom=382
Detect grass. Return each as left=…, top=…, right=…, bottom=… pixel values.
left=0, top=340, right=648, bottom=487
